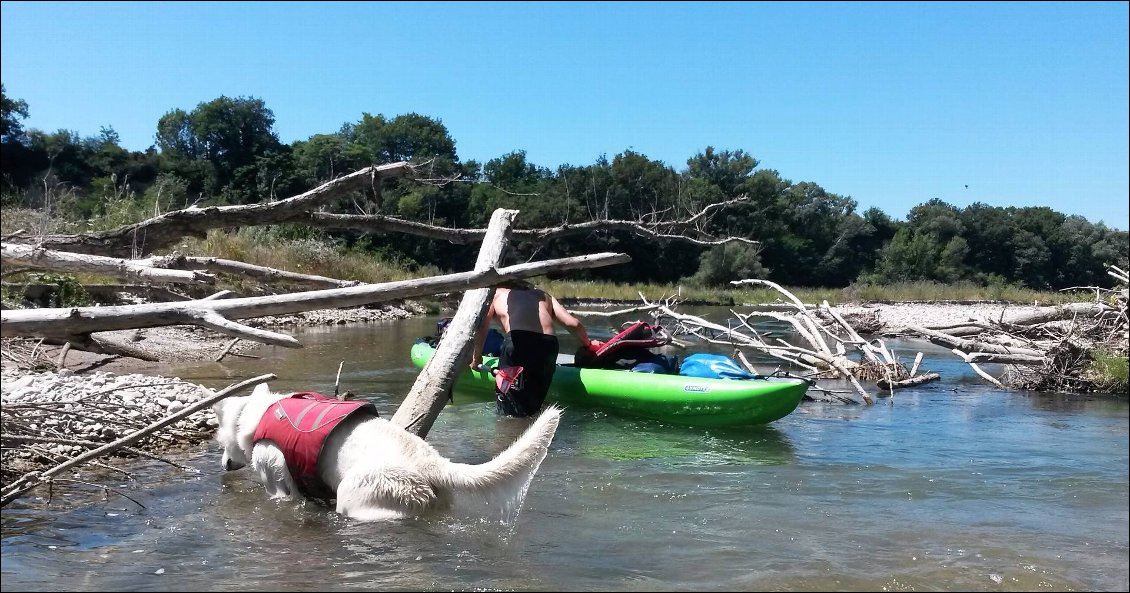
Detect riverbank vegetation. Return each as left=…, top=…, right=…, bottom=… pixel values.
left=2, top=86, right=1126, bottom=392
left=2, top=87, right=1126, bottom=293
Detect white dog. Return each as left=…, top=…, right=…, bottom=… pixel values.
left=213, top=383, right=561, bottom=521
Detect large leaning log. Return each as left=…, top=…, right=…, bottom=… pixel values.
left=392, top=209, right=515, bottom=438
left=1, top=252, right=631, bottom=348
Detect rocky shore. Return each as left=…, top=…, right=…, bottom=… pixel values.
left=0, top=302, right=428, bottom=492
left=831, top=301, right=1049, bottom=334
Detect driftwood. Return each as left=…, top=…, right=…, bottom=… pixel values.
left=305, top=195, right=757, bottom=247
left=2, top=243, right=216, bottom=285
left=877, top=372, right=940, bottom=390
left=905, top=266, right=1128, bottom=392
left=1, top=252, right=631, bottom=350
left=392, top=209, right=516, bottom=438
left=934, top=302, right=1114, bottom=337
left=6, top=169, right=757, bottom=264
left=2, top=248, right=369, bottom=291
left=5, top=162, right=414, bottom=257
left=621, top=279, right=948, bottom=403
left=164, top=255, right=361, bottom=289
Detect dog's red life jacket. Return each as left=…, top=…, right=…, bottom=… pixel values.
left=253, top=392, right=378, bottom=499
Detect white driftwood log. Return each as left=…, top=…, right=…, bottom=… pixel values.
left=393, top=209, right=516, bottom=438
left=162, top=255, right=360, bottom=288
left=877, top=372, right=941, bottom=390
left=906, top=325, right=1044, bottom=357
left=2, top=243, right=215, bottom=285
left=1, top=252, right=631, bottom=347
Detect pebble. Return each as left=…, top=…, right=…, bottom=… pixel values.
left=1, top=369, right=217, bottom=451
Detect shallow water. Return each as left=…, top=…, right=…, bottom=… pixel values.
left=2, top=313, right=1127, bottom=591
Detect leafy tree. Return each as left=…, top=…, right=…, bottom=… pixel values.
left=156, top=96, right=283, bottom=202
left=292, top=133, right=368, bottom=185
left=1, top=83, right=30, bottom=144
left=691, top=242, right=769, bottom=286
left=685, top=146, right=758, bottom=198
left=868, top=199, right=969, bottom=284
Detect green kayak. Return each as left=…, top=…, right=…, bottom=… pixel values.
left=410, top=341, right=807, bottom=427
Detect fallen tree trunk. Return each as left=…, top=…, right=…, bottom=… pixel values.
left=306, top=196, right=757, bottom=247
left=6, top=162, right=413, bottom=257
left=163, top=255, right=361, bottom=288
left=2, top=252, right=631, bottom=348
left=877, top=372, right=941, bottom=390
left=906, top=325, right=1045, bottom=357
left=2, top=243, right=216, bottom=285
left=392, top=209, right=515, bottom=438
left=6, top=177, right=756, bottom=259
left=935, top=303, right=1116, bottom=337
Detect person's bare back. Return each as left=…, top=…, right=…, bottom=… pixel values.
left=491, top=287, right=556, bottom=335
left=471, top=283, right=600, bottom=372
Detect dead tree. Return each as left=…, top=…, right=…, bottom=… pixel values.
left=392, top=209, right=515, bottom=438
left=627, top=279, right=938, bottom=404
left=2, top=245, right=360, bottom=290
left=3, top=165, right=756, bottom=261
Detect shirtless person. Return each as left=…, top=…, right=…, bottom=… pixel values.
left=470, top=280, right=601, bottom=417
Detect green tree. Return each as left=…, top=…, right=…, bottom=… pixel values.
left=1, top=83, right=30, bottom=144
left=156, top=96, right=283, bottom=202
left=870, top=199, right=967, bottom=283
left=691, top=242, right=769, bottom=286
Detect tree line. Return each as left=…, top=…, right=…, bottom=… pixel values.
left=2, top=85, right=1126, bottom=290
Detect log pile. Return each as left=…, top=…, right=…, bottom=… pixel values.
left=1, top=373, right=274, bottom=506
left=906, top=265, right=1129, bottom=392
left=634, top=280, right=935, bottom=405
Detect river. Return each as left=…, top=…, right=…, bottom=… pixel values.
left=2, top=311, right=1127, bottom=591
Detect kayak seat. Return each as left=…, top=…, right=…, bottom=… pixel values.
left=575, top=321, right=677, bottom=373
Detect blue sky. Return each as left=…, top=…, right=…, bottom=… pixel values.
left=2, top=1, right=1127, bottom=229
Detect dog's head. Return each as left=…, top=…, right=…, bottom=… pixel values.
left=213, top=383, right=278, bottom=471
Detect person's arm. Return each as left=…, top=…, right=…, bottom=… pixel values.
left=469, top=298, right=496, bottom=371
left=549, top=294, right=602, bottom=351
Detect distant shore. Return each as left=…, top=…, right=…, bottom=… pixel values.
left=0, top=300, right=1051, bottom=379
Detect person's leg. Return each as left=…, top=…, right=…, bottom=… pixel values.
left=496, top=331, right=558, bottom=417
left=496, top=332, right=526, bottom=416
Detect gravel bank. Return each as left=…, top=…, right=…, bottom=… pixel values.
left=831, top=301, right=1051, bottom=333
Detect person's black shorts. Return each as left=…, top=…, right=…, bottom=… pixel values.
left=496, top=330, right=559, bottom=417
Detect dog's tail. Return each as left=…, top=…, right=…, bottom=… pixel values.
left=439, top=405, right=562, bottom=500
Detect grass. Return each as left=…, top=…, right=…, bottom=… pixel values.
left=181, top=227, right=442, bottom=285
left=540, top=278, right=1084, bottom=307
left=1088, top=349, right=1129, bottom=394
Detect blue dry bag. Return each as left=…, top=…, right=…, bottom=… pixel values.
left=678, top=353, right=757, bottom=380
